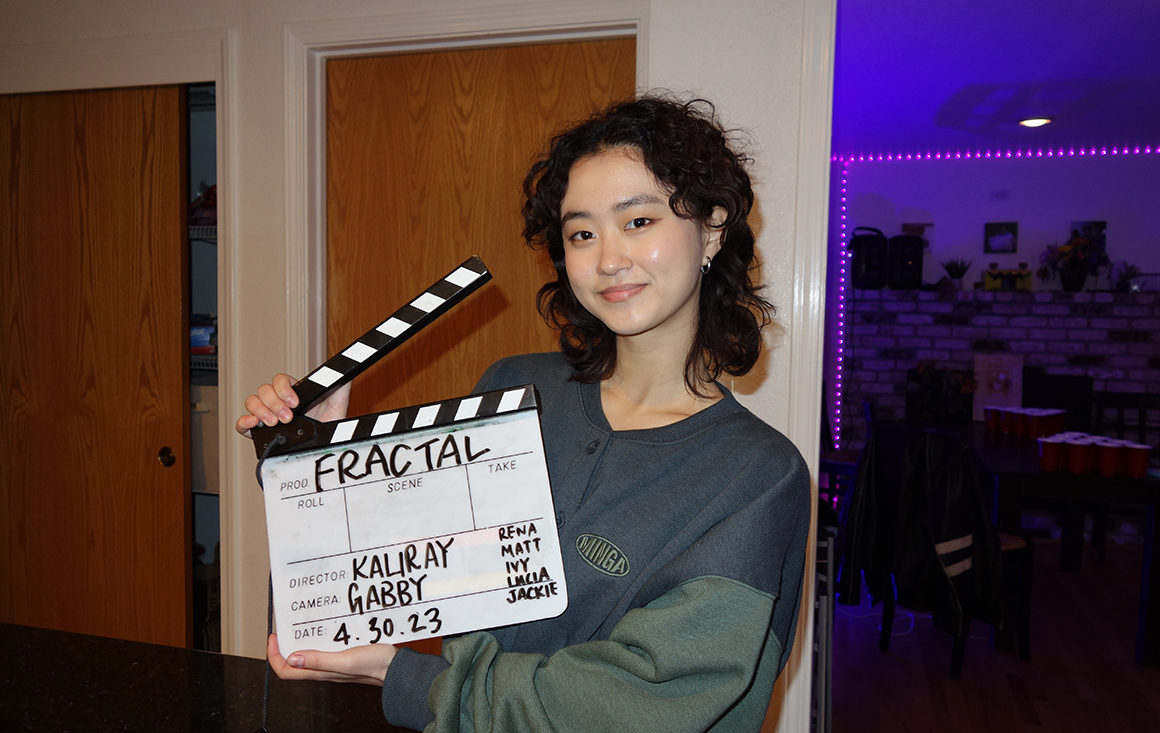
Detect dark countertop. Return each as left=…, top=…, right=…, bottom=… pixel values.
left=0, top=623, right=416, bottom=733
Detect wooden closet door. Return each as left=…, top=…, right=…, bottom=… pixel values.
left=0, top=87, right=191, bottom=647
left=326, top=39, right=636, bottom=415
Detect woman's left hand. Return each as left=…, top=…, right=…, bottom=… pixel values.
left=267, top=633, right=397, bottom=686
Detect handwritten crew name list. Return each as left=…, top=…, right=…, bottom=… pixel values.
left=261, top=407, right=567, bottom=655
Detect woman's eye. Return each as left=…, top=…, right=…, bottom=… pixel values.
left=567, top=230, right=595, bottom=243
left=626, top=217, right=651, bottom=230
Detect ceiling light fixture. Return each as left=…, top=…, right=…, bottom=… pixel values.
left=1019, top=118, right=1052, bottom=128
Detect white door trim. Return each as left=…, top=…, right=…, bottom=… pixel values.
left=775, top=0, right=837, bottom=727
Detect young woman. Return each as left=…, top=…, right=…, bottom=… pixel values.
left=237, top=95, right=811, bottom=732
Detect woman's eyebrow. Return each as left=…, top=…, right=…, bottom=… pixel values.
left=560, top=209, right=590, bottom=226
left=613, top=193, right=666, bottom=212
left=561, top=193, right=666, bottom=226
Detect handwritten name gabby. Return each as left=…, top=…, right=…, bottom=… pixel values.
left=313, top=433, right=491, bottom=492
left=346, top=538, right=454, bottom=614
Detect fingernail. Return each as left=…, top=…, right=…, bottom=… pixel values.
left=278, top=408, right=292, bottom=422
left=288, top=654, right=305, bottom=668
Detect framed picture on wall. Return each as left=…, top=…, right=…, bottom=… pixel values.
left=984, top=222, right=1018, bottom=253
left=972, top=353, right=1024, bottom=421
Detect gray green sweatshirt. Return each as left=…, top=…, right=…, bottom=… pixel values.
left=381, top=353, right=811, bottom=732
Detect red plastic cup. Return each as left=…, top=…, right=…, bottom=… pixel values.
left=1125, top=443, right=1153, bottom=480
left=1065, top=438, right=1093, bottom=475
left=1043, top=409, right=1067, bottom=436
left=1094, top=439, right=1125, bottom=478
left=1014, top=408, right=1031, bottom=438
left=984, top=405, right=1001, bottom=432
left=1038, top=436, right=1065, bottom=473
left=999, top=408, right=1015, bottom=434
left=1025, top=408, right=1050, bottom=438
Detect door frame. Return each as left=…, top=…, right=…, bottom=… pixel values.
left=281, top=4, right=649, bottom=373
left=0, top=27, right=237, bottom=646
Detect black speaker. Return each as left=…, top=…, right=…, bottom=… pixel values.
left=849, top=227, right=888, bottom=289
left=888, top=234, right=924, bottom=289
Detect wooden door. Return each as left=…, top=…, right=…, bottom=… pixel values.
left=0, top=87, right=192, bottom=647
left=326, top=38, right=634, bottom=655
left=326, top=39, right=636, bottom=414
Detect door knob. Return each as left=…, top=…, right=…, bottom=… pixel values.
left=157, top=446, right=176, bottom=467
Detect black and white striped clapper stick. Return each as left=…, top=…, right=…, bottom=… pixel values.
left=260, top=382, right=540, bottom=465
left=251, top=255, right=491, bottom=458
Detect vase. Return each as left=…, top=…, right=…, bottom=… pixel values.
left=1059, top=269, right=1087, bottom=293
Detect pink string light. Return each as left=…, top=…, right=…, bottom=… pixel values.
left=832, top=161, right=851, bottom=447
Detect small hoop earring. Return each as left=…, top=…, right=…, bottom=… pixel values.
left=700, top=258, right=712, bottom=275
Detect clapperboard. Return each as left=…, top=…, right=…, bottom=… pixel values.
left=253, top=256, right=568, bottom=656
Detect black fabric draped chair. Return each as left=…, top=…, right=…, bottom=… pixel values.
left=835, top=424, right=1032, bottom=678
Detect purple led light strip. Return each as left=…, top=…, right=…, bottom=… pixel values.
left=832, top=145, right=1155, bottom=163
left=833, top=161, right=850, bottom=449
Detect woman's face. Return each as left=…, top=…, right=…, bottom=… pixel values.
left=559, top=148, right=722, bottom=344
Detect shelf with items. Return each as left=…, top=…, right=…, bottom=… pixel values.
left=189, top=225, right=217, bottom=243
left=190, top=313, right=218, bottom=378
left=191, top=353, right=217, bottom=372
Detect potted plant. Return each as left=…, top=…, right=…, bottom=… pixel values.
left=1111, top=261, right=1142, bottom=293
left=941, top=258, right=973, bottom=290
left=1036, top=232, right=1110, bottom=292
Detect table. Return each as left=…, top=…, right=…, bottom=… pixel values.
left=959, top=423, right=1160, bottom=666
left=0, top=623, right=417, bottom=732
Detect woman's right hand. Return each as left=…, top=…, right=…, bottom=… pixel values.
left=266, top=633, right=396, bottom=687
left=235, top=373, right=352, bottom=438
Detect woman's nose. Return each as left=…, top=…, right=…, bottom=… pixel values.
left=597, top=236, right=631, bottom=276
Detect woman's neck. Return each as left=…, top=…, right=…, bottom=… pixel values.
left=599, top=334, right=722, bottom=431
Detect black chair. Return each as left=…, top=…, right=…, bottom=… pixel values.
left=1094, top=391, right=1160, bottom=448
left=1087, top=392, right=1160, bottom=558
left=836, top=424, right=1032, bottom=678
left=1023, top=371, right=1101, bottom=560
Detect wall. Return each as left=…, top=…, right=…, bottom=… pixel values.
left=1, top=0, right=834, bottom=727
left=841, top=288, right=1160, bottom=449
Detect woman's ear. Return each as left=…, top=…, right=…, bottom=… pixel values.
left=704, top=206, right=727, bottom=258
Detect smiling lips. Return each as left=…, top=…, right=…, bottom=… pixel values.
left=599, top=283, right=645, bottom=302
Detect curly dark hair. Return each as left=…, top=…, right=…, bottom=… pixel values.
left=521, top=94, right=774, bottom=394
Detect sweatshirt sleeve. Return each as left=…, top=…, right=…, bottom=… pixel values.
left=382, top=647, right=450, bottom=731
left=422, top=575, right=779, bottom=733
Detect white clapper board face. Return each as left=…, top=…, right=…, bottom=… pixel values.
left=260, top=385, right=567, bottom=655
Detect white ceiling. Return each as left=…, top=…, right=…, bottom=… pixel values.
left=831, top=0, right=1160, bottom=158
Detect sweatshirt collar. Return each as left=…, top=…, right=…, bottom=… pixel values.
left=576, top=379, right=745, bottom=443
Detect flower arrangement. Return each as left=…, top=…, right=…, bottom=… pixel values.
left=1036, top=231, right=1110, bottom=283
